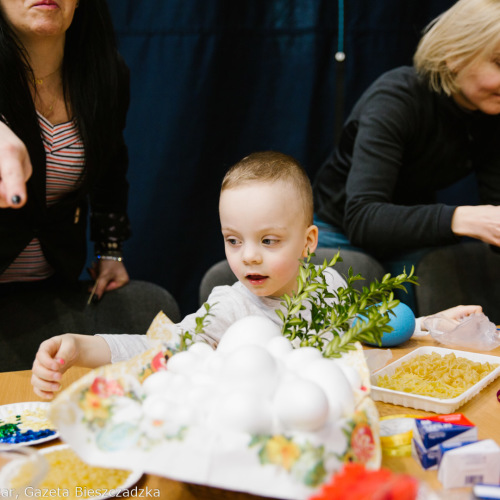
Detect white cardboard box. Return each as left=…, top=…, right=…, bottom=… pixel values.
left=438, top=440, right=500, bottom=488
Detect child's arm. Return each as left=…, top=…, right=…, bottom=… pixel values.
left=31, top=334, right=111, bottom=400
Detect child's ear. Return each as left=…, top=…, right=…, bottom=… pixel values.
left=302, top=224, right=319, bottom=258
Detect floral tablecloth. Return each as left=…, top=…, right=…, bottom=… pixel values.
left=50, top=312, right=381, bottom=500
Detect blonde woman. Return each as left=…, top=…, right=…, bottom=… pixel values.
left=313, top=0, right=500, bottom=261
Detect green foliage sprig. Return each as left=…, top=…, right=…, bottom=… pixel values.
left=178, top=302, right=216, bottom=351
left=275, top=252, right=418, bottom=358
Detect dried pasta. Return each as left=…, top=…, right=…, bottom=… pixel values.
left=11, top=447, right=131, bottom=499
left=377, top=352, right=498, bottom=399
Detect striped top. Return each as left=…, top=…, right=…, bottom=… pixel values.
left=0, top=113, right=85, bottom=283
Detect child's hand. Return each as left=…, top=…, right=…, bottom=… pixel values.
left=31, top=334, right=78, bottom=400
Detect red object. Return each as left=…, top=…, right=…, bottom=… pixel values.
left=89, top=377, right=125, bottom=397
left=422, top=413, right=475, bottom=427
left=310, top=463, right=419, bottom=500
left=151, top=351, right=169, bottom=372
left=350, top=424, right=376, bottom=463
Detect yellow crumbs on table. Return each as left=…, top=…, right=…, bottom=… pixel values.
left=12, top=448, right=131, bottom=499
left=377, top=352, right=498, bottom=399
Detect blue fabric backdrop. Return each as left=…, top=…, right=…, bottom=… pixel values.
left=102, top=0, right=456, bottom=316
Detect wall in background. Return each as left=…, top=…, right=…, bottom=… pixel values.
left=103, top=0, right=456, bottom=316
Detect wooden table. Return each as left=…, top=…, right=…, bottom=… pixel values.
left=1, top=336, right=499, bottom=498
left=373, top=336, right=500, bottom=493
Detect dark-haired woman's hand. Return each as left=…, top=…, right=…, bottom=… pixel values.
left=88, top=259, right=130, bottom=301
left=0, top=122, right=32, bottom=208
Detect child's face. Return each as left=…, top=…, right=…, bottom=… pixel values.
left=452, top=43, right=500, bottom=114
left=219, top=181, right=317, bottom=298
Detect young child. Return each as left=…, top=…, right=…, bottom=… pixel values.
left=32, top=151, right=481, bottom=398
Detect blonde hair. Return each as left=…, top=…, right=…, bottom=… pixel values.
left=414, top=0, right=500, bottom=95
left=221, top=151, right=314, bottom=225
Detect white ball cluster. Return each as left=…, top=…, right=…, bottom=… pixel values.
left=141, top=316, right=358, bottom=435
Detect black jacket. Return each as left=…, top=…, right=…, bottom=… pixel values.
left=0, top=62, right=131, bottom=281
left=313, top=66, right=500, bottom=258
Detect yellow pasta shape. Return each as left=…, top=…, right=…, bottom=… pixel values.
left=377, top=353, right=498, bottom=399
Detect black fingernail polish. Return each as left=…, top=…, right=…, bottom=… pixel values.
left=11, top=195, right=21, bottom=205
left=91, top=294, right=100, bottom=304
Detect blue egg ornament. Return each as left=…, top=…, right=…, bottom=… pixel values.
left=360, top=302, right=416, bottom=347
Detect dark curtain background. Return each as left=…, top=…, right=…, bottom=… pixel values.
left=102, top=0, right=456, bottom=317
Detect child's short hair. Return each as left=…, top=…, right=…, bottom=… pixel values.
left=414, top=0, right=500, bottom=96
left=221, top=151, right=314, bottom=225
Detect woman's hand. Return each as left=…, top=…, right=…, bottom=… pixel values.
left=0, top=121, right=32, bottom=208
left=452, top=205, right=500, bottom=247
left=88, top=259, right=130, bottom=301
left=417, top=305, right=483, bottom=334
left=438, top=304, right=483, bottom=322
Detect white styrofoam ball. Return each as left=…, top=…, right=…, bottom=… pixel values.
left=284, top=346, right=323, bottom=373
left=190, top=371, right=216, bottom=387
left=207, top=391, right=273, bottom=434
left=300, top=358, right=355, bottom=418
left=336, top=361, right=362, bottom=391
left=142, top=371, right=176, bottom=395
left=273, top=379, right=329, bottom=432
left=169, top=372, right=188, bottom=390
left=142, top=394, right=170, bottom=420
left=266, top=336, right=293, bottom=359
left=221, top=344, right=278, bottom=396
left=223, top=344, right=277, bottom=378
left=160, top=373, right=189, bottom=404
left=202, top=352, right=225, bottom=376
left=216, top=315, right=281, bottom=354
left=188, top=341, right=215, bottom=358
left=167, top=350, right=199, bottom=375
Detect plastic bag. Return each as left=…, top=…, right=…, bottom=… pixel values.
left=423, top=312, right=500, bottom=351
left=363, top=349, right=393, bottom=373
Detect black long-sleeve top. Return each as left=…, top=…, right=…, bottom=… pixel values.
left=313, top=66, right=500, bottom=258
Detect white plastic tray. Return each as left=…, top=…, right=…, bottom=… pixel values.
left=370, top=346, right=500, bottom=413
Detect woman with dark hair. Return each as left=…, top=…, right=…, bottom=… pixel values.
left=0, top=0, right=151, bottom=370
left=0, top=0, right=131, bottom=297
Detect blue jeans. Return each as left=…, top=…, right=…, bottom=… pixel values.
left=314, top=216, right=429, bottom=313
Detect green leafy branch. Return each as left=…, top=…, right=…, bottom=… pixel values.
left=178, top=302, right=216, bottom=351
left=276, top=252, right=418, bottom=358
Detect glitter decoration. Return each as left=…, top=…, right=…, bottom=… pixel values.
left=0, top=403, right=58, bottom=445
left=0, top=422, right=56, bottom=444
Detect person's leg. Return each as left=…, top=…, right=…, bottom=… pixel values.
left=0, top=280, right=89, bottom=371
left=413, top=242, right=500, bottom=322
left=0, top=280, right=180, bottom=371
left=86, top=280, right=181, bottom=333
left=314, top=216, right=363, bottom=252
left=314, top=216, right=426, bottom=313
left=380, top=248, right=432, bottom=313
